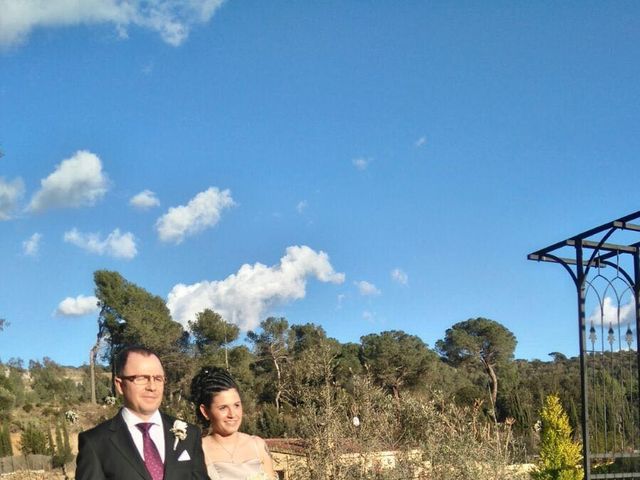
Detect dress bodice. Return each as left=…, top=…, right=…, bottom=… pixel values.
left=205, top=435, right=269, bottom=480
left=206, top=458, right=263, bottom=480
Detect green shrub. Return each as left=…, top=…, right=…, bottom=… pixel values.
left=20, top=423, right=49, bottom=455
left=531, top=394, right=583, bottom=480
left=0, top=422, right=13, bottom=457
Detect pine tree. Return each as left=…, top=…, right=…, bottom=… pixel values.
left=532, top=393, right=583, bottom=480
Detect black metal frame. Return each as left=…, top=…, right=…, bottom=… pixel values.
left=529, top=210, right=640, bottom=479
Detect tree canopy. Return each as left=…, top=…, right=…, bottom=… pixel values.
left=436, top=317, right=517, bottom=409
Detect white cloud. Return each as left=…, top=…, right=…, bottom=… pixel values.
left=391, top=268, right=408, bottom=285
left=352, top=157, right=370, bottom=171
left=55, top=295, right=99, bottom=317
left=0, top=0, right=225, bottom=48
left=0, top=176, right=25, bottom=220
left=355, top=280, right=381, bottom=296
left=415, top=136, right=426, bottom=147
left=156, top=187, right=235, bottom=244
left=22, top=233, right=42, bottom=256
left=167, top=245, right=345, bottom=330
left=588, top=297, right=635, bottom=327
left=64, top=228, right=137, bottom=259
left=296, top=200, right=308, bottom=214
left=28, top=150, right=109, bottom=212
left=130, top=189, right=160, bottom=210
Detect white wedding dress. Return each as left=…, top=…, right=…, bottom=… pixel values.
left=206, top=458, right=264, bottom=480
left=206, top=436, right=268, bottom=480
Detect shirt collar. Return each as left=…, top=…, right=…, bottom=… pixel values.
left=121, top=407, right=163, bottom=428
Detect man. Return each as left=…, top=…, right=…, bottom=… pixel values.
left=76, top=346, right=208, bottom=479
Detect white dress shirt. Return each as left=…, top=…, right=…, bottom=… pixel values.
left=121, top=407, right=166, bottom=462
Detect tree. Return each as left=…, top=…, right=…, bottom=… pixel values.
left=436, top=318, right=517, bottom=410
left=93, top=270, right=186, bottom=393
left=360, top=330, right=438, bottom=399
left=532, top=393, right=583, bottom=480
left=189, top=309, right=240, bottom=368
left=52, top=420, right=73, bottom=468
left=247, top=317, right=291, bottom=412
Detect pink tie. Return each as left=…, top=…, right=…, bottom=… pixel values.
left=136, top=423, right=164, bottom=480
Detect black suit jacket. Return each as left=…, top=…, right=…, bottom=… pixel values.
left=75, top=410, right=208, bottom=480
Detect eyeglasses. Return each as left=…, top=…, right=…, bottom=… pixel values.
left=119, top=375, right=166, bottom=385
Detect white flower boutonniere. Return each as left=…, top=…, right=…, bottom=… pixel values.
left=170, top=419, right=188, bottom=450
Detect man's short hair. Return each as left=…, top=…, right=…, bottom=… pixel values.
left=114, top=346, right=161, bottom=377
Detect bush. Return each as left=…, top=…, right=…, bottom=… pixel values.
left=20, top=423, right=49, bottom=455
left=0, top=422, right=13, bottom=456
left=531, top=394, right=583, bottom=480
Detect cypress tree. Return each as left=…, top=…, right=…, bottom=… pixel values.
left=0, top=423, right=9, bottom=456
left=532, top=393, right=583, bottom=480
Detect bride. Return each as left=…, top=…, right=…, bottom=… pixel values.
left=190, top=367, right=277, bottom=480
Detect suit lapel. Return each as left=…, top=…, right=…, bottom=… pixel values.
left=109, top=412, right=152, bottom=480
left=162, top=413, right=177, bottom=474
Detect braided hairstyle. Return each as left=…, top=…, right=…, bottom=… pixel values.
left=190, top=366, right=240, bottom=429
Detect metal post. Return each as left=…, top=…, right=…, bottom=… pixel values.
left=576, top=241, right=591, bottom=479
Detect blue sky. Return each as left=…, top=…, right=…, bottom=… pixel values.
left=1, top=1, right=640, bottom=366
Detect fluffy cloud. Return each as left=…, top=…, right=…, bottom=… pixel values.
left=156, top=187, right=235, bottom=244
left=28, top=150, right=109, bottom=212
left=64, top=228, right=137, bottom=259
left=0, top=177, right=25, bottom=220
left=167, top=245, right=345, bottom=330
left=23, top=233, right=42, bottom=256
left=588, top=297, right=635, bottom=328
left=55, top=295, right=99, bottom=317
left=391, top=268, right=408, bottom=285
left=355, top=280, right=381, bottom=296
left=130, top=189, right=160, bottom=210
left=352, top=157, right=370, bottom=171
left=0, top=0, right=225, bottom=48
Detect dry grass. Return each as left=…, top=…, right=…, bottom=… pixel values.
left=0, top=472, right=65, bottom=480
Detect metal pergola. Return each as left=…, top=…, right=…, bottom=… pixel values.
left=529, top=210, right=640, bottom=479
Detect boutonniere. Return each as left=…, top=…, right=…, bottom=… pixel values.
left=170, top=419, right=188, bottom=450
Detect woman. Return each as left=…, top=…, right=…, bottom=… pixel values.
left=190, top=366, right=276, bottom=480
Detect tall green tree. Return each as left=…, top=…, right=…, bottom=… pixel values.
left=93, top=270, right=186, bottom=392
left=436, top=318, right=516, bottom=409
left=189, top=309, right=240, bottom=368
left=247, top=317, right=291, bottom=411
left=359, top=330, right=438, bottom=399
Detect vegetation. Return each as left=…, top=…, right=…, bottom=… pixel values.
left=19, top=424, right=48, bottom=456
left=531, top=394, right=583, bottom=480
left=0, top=422, right=12, bottom=456
left=2, top=269, right=639, bottom=479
